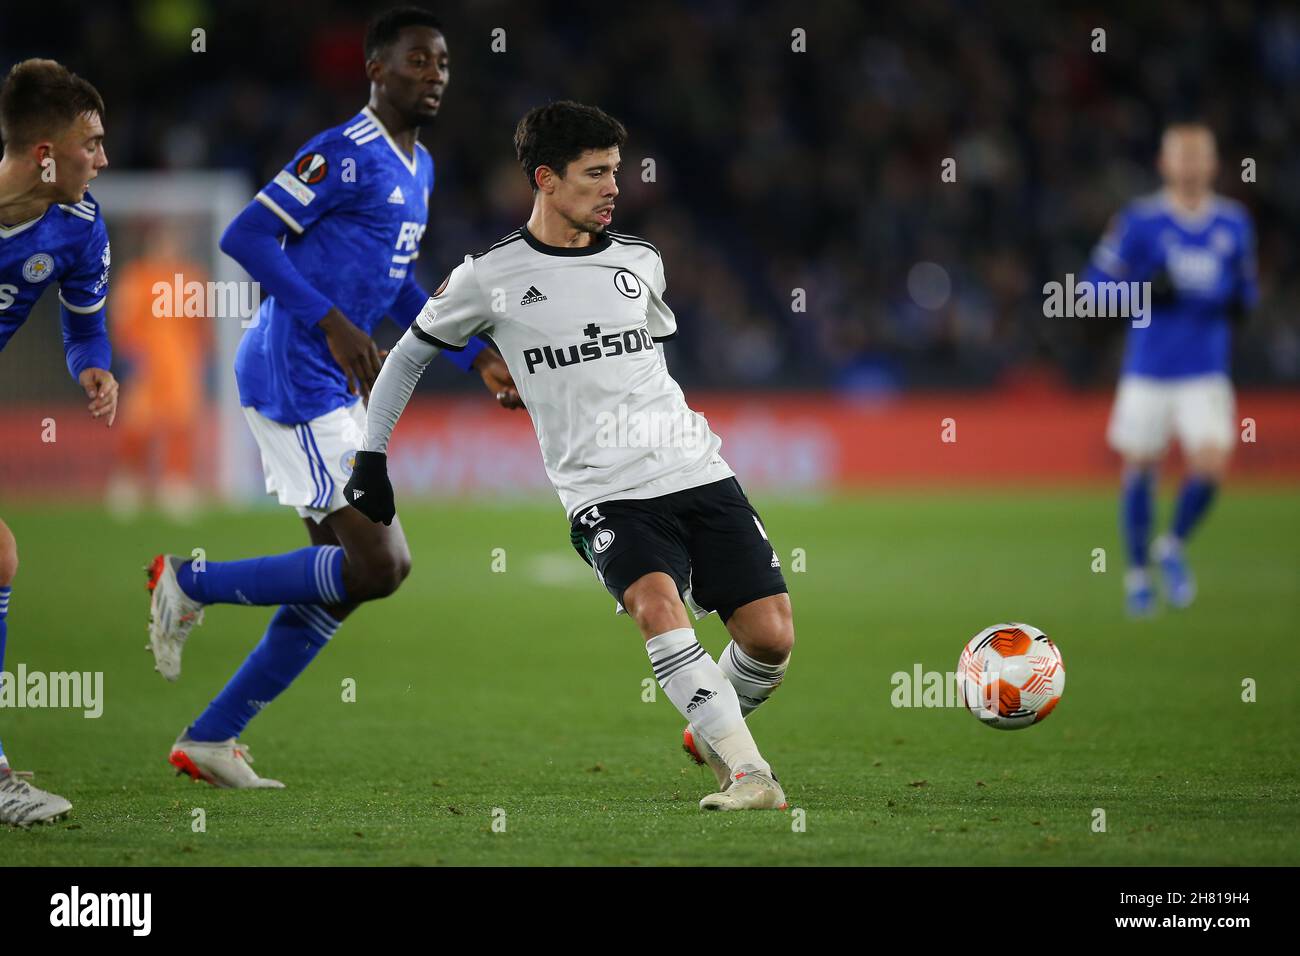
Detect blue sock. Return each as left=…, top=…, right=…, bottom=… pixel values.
left=1121, top=469, right=1153, bottom=567
left=0, top=585, right=8, bottom=761
left=176, top=545, right=346, bottom=606
left=188, top=605, right=340, bottom=742
left=1172, top=476, right=1217, bottom=542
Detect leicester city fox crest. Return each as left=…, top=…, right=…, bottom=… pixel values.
left=22, top=254, right=53, bottom=283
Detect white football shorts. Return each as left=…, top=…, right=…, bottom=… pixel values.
left=243, top=402, right=365, bottom=522
left=1106, top=373, right=1235, bottom=459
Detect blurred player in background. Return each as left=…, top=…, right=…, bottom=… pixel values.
left=0, top=58, right=115, bottom=824
left=1086, top=123, right=1258, bottom=615
left=106, top=220, right=210, bottom=521
left=144, top=7, right=520, bottom=788
left=346, top=102, right=796, bottom=811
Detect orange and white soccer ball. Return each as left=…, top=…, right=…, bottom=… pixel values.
left=958, top=623, right=1065, bottom=730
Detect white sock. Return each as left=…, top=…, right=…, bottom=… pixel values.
left=718, top=640, right=788, bottom=718
left=646, top=628, right=768, bottom=775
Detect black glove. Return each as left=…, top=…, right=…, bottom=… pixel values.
left=344, top=450, right=395, bottom=525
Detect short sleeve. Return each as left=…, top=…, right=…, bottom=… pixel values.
left=58, top=214, right=111, bottom=315
left=254, top=136, right=351, bottom=236
left=411, top=256, right=492, bottom=350
left=646, top=254, right=676, bottom=341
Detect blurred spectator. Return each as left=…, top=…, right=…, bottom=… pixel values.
left=2, top=0, right=1296, bottom=392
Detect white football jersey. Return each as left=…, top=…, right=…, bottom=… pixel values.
left=413, top=227, right=733, bottom=517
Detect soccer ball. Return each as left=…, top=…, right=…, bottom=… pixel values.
left=957, top=623, right=1065, bottom=730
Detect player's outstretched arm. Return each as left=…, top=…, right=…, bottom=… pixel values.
left=60, top=305, right=117, bottom=426
left=60, top=303, right=111, bottom=377
left=344, top=325, right=442, bottom=525
left=221, top=200, right=382, bottom=398
left=58, top=210, right=114, bottom=421
left=219, top=200, right=335, bottom=322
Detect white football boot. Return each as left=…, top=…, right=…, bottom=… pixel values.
left=169, top=734, right=285, bottom=789
left=682, top=725, right=732, bottom=791
left=146, top=554, right=205, bottom=681
left=699, top=766, right=787, bottom=811
left=0, top=766, right=73, bottom=826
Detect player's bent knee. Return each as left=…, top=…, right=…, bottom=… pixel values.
left=730, top=594, right=795, bottom=662
left=755, top=617, right=795, bottom=661
left=354, top=550, right=412, bottom=602
left=376, top=552, right=412, bottom=599
left=394, top=551, right=413, bottom=591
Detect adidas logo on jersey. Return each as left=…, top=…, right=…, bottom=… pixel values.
left=352, top=489, right=364, bottom=500
left=685, top=687, right=717, bottom=714
left=520, top=285, right=547, bottom=305
left=387, top=187, right=405, bottom=204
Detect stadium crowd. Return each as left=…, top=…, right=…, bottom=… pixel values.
left=3, top=0, right=1297, bottom=392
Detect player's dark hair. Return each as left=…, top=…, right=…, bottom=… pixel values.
left=514, top=100, right=628, bottom=191
left=0, top=59, right=104, bottom=152
left=364, top=6, right=444, bottom=61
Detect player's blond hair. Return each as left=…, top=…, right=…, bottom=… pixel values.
left=0, top=58, right=105, bottom=152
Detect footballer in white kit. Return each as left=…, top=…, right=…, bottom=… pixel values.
left=347, top=101, right=796, bottom=811
left=411, top=226, right=736, bottom=520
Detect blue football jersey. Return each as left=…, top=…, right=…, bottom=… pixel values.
left=235, top=107, right=436, bottom=423
left=0, top=194, right=112, bottom=376
left=1087, top=191, right=1258, bottom=379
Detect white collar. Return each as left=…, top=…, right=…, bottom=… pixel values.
left=0, top=209, right=48, bottom=239
left=362, top=105, right=418, bottom=175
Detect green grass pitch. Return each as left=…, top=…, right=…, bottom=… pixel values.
left=1, top=490, right=1297, bottom=865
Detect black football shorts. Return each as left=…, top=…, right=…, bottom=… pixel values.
left=569, top=477, right=788, bottom=623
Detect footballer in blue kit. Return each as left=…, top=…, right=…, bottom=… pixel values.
left=1085, top=123, right=1259, bottom=615
left=233, top=95, right=447, bottom=425
left=0, top=58, right=117, bottom=824
left=144, top=7, right=522, bottom=788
